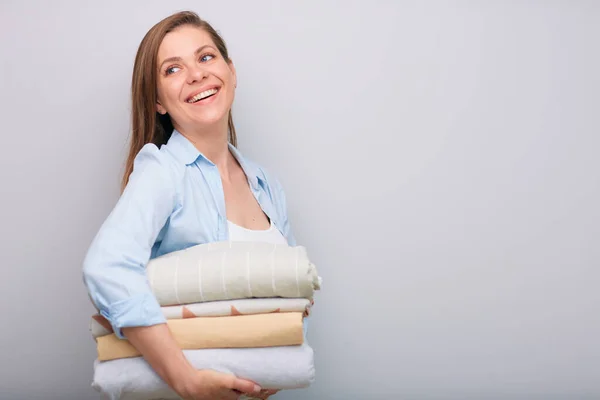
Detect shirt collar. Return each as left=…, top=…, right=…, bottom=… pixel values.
left=165, top=129, right=261, bottom=190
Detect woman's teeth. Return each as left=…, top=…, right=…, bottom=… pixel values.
left=187, top=88, right=218, bottom=103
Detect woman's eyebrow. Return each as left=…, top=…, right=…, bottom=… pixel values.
left=158, top=45, right=215, bottom=70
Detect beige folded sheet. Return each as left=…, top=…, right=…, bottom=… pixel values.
left=96, top=312, right=304, bottom=361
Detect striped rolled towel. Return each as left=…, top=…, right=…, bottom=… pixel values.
left=147, top=241, right=322, bottom=306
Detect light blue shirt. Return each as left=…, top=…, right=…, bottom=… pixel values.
left=82, top=130, right=297, bottom=338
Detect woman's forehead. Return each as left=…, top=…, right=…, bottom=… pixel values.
left=158, top=26, right=216, bottom=60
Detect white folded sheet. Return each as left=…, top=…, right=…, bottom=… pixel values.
left=91, top=341, right=315, bottom=400
left=90, top=298, right=313, bottom=339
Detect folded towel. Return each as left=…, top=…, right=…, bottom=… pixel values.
left=92, top=341, right=315, bottom=399
left=90, top=298, right=313, bottom=339
left=147, top=241, right=321, bottom=306
left=96, top=312, right=305, bottom=361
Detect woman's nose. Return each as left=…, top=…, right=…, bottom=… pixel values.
left=186, top=65, right=208, bottom=84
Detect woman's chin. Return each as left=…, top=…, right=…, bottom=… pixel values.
left=188, top=111, right=228, bottom=129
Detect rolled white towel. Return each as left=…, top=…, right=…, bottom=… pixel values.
left=92, top=342, right=315, bottom=400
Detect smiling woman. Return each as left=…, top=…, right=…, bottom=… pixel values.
left=82, top=10, right=299, bottom=400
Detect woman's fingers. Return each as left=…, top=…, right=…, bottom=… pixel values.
left=229, top=377, right=261, bottom=395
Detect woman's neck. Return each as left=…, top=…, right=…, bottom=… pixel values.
left=176, top=119, right=236, bottom=179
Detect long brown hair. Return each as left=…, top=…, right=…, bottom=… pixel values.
left=121, top=11, right=237, bottom=191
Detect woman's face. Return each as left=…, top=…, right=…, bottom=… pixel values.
left=155, top=25, right=236, bottom=134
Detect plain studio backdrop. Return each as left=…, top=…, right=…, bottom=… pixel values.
left=1, top=1, right=599, bottom=399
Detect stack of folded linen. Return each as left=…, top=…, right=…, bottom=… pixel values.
left=89, top=241, right=321, bottom=400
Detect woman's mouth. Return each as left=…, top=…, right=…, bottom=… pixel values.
left=186, top=88, right=219, bottom=104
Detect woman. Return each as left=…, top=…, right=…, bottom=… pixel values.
left=83, top=11, right=294, bottom=400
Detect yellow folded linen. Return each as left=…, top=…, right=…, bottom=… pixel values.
left=96, top=312, right=304, bottom=361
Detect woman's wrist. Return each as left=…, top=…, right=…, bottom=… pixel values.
left=166, top=361, right=197, bottom=397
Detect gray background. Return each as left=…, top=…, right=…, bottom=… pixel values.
left=1, top=1, right=599, bottom=399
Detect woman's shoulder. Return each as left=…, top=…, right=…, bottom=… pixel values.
left=133, top=142, right=186, bottom=179
left=125, top=143, right=186, bottom=201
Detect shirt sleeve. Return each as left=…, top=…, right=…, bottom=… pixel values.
left=82, top=144, right=178, bottom=339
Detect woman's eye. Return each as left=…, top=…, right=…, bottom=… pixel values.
left=166, top=66, right=181, bottom=75
left=200, top=54, right=215, bottom=62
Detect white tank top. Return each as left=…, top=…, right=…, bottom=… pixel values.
left=227, top=219, right=289, bottom=245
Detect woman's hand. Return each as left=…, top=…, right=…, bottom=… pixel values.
left=174, top=368, right=262, bottom=400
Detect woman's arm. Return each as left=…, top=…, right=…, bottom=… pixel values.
left=83, top=144, right=175, bottom=339
left=122, top=324, right=195, bottom=391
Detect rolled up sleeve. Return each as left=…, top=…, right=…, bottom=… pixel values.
left=82, top=144, right=177, bottom=339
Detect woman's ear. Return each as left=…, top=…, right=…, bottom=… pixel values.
left=156, top=99, right=167, bottom=115
left=229, top=60, right=237, bottom=88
